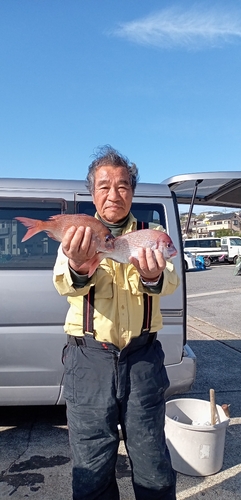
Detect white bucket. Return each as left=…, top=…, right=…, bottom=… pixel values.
left=165, top=398, right=229, bottom=476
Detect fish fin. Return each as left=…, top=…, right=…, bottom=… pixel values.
left=87, top=253, right=104, bottom=277
left=45, top=230, right=58, bottom=241
left=15, top=217, right=43, bottom=242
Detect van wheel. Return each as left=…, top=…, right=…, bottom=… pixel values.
left=233, top=256, right=238, bottom=265
left=204, top=257, right=211, bottom=267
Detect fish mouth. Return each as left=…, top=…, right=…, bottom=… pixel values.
left=166, top=249, right=178, bottom=259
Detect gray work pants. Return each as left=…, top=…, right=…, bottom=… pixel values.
left=62, top=332, right=176, bottom=500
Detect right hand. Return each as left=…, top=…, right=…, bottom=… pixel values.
left=62, top=226, right=97, bottom=274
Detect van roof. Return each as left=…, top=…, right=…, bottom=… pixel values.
left=0, top=178, right=171, bottom=199
left=185, top=237, right=220, bottom=241
left=163, top=172, right=241, bottom=208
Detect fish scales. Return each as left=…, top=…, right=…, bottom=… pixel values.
left=87, top=229, right=177, bottom=276
left=15, top=214, right=114, bottom=252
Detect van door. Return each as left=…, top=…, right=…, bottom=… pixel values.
left=222, top=237, right=241, bottom=262
left=0, top=198, right=68, bottom=405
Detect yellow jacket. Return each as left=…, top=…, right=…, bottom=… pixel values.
left=53, top=213, right=180, bottom=349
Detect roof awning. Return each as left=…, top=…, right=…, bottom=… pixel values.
left=162, top=172, right=241, bottom=209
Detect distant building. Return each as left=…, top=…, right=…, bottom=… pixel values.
left=206, top=212, right=241, bottom=235
left=180, top=211, right=241, bottom=238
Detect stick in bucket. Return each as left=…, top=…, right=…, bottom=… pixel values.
left=210, top=389, right=219, bottom=425
left=210, top=388, right=220, bottom=424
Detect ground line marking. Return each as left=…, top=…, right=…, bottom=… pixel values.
left=187, top=288, right=241, bottom=298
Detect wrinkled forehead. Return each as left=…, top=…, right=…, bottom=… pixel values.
left=94, top=165, right=131, bottom=186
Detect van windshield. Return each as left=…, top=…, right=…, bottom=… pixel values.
left=230, top=238, right=241, bottom=246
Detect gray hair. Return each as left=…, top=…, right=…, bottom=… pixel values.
left=86, top=145, right=139, bottom=194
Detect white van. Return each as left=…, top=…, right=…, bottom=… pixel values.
left=184, top=238, right=221, bottom=254
left=220, top=236, right=241, bottom=264
left=183, top=236, right=241, bottom=265
left=0, top=178, right=196, bottom=405
left=183, top=238, right=222, bottom=266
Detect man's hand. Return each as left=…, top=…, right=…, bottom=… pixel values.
left=62, top=226, right=97, bottom=275
left=129, top=247, right=166, bottom=282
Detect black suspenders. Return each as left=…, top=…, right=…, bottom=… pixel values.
left=83, top=221, right=152, bottom=334
left=83, top=286, right=95, bottom=334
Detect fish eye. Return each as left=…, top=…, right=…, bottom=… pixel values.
left=105, top=234, right=115, bottom=241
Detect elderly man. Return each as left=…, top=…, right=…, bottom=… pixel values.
left=53, top=145, right=179, bottom=500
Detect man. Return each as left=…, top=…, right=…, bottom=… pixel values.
left=53, top=145, right=179, bottom=500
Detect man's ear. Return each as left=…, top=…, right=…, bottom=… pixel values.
left=92, top=193, right=96, bottom=207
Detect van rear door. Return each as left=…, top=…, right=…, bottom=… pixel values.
left=163, top=172, right=241, bottom=210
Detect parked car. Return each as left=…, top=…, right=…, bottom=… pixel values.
left=184, top=250, right=196, bottom=271
left=164, top=171, right=241, bottom=265
left=0, top=177, right=196, bottom=405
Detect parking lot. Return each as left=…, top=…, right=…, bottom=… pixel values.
left=0, top=264, right=240, bottom=499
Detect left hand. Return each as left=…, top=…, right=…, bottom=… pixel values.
left=129, top=247, right=166, bottom=281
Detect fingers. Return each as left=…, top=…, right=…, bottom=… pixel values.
left=129, top=247, right=166, bottom=280
left=62, top=226, right=97, bottom=266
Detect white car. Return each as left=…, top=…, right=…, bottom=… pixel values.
left=184, top=250, right=196, bottom=271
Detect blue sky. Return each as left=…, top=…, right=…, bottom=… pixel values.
left=1, top=0, right=241, bottom=190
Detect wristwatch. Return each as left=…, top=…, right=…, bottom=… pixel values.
left=140, top=275, right=161, bottom=286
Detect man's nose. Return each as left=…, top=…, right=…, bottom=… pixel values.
left=108, top=186, right=120, bottom=199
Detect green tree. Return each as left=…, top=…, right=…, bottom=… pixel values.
left=215, top=229, right=241, bottom=237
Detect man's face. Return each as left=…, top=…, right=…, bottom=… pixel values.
left=92, top=165, right=133, bottom=223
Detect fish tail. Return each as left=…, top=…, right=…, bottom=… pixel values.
left=15, top=217, right=44, bottom=242
left=87, top=253, right=104, bottom=277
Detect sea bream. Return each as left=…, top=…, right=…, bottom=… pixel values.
left=87, top=228, right=177, bottom=277
left=15, top=216, right=177, bottom=277
left=15, top=214, right=115, bottom=251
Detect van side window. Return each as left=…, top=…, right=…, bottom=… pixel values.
left=77, top=202, right=167, bottom=229
left=199, top=240, right=208, bottom=248
left=0, top=201, right=62, bottom=269
left=185, top=240, right=197, bottom=248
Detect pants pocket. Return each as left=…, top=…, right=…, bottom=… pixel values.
left=62, top=343, right=75, bottom=403
left=153, top=340, right=170, bottom=393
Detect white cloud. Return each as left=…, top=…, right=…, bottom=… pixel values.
left=112, top=5, right=241, bottom=50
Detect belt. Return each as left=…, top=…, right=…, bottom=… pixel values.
left=67, top=332, right=157, bottom=353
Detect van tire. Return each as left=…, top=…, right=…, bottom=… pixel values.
left=233, top=256, right=238, bottom=265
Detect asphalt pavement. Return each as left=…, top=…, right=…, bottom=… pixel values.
left=0, top=264, right=240, bottom=499
left=186, top=263, right=241, bottom=336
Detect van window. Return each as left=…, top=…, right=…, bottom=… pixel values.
left=184, top=238, right=221, bottom=249
left=184, top=240, right=197, bottom=248
left=0, top=201, right=62, bottom=269
left=230, top=238, right=241, bottom=246
left=77, top=201, right=167, bottom=228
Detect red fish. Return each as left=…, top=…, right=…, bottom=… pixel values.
left=87, top=229, right=177, bottom=277
left=15, top=214, right=114, bottom=252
